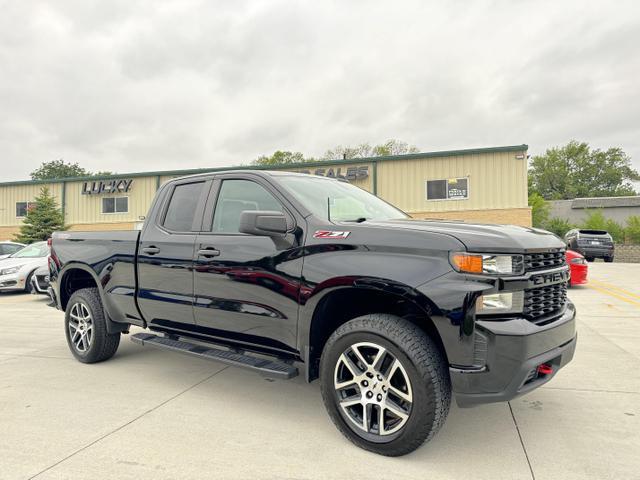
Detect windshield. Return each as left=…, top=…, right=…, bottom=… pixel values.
left=277, top=175, right=407, bottom=222
left=11, top=242, right=49, bottom=258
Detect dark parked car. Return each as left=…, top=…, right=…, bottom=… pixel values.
left=50, top=171, right=576, bottom=457
left=564, top=229, right=614, bottom=262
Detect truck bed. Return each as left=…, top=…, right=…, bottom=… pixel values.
left=51, top=230, right=142, bottom=326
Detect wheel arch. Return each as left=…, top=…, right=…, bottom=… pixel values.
left=58, top=263, right=102, bottom=311
left=58, top=264, right=129, bottom=334
left=302, top=283, right=447, bottom=382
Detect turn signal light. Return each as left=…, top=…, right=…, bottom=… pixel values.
left=451, top=253, right=483, bottom=273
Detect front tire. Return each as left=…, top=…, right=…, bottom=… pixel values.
left=65, top=288, right=120, bottom=363
left=24, top=271, right=35, bottom=293
left=320, top=314, right=450, bottom=457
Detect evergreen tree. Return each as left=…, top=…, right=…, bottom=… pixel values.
left=14, top=187, right=67, bottom=243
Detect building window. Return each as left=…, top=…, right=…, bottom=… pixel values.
left=102, top=197, right=129, bottom=214
left=16, top=202, right=36, bottom=217
left=426, top=177, right=469, bottom=200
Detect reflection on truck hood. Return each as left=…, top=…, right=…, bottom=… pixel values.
left=364, top=219, right=564, bottom=253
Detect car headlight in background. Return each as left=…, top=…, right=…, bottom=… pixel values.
left=476, top=291, right=524, bottom=315
left=0, top=265, right=24, bottom=276
left=450, top=252, right=524, bottom=275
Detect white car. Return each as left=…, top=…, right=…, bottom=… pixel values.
left=0, top=241, right=25, bottom=259
left=0, top=242, right=50, bottom=293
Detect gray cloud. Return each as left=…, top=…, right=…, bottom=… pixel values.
left=0, top=0, right=639, bottom=181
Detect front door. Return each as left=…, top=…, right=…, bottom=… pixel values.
left=137, top=178, right=211, bottom=331
left=193, top=176, right=303, bottom=354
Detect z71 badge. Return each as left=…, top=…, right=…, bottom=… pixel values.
left=314, top=230, right=351, bottom=239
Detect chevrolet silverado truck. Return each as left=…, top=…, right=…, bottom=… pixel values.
left=50, top=170, right=577, bottom=456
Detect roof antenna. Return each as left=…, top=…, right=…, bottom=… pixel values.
left=327, top=197, right=331, bottom=222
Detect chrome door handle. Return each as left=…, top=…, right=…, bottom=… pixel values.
left=142, top=246, right=160, bottom=255
left=197, top=248, right=220, bottom=258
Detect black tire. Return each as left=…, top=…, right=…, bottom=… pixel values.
left=604, top=256, right=614, bottom=263
left=24, top=271, right=35, bottom=293
left=65, top=288, right=120, bottom=363
left=320, top=314, right=450, bottom=457
left=585, top=257, right=595, bottom=262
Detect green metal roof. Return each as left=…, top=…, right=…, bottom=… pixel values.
left=0, top=144, right=528, bottom=187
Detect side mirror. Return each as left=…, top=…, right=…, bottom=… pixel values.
left=239, top=211, right=288, bottom=236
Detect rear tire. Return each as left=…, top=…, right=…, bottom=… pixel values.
left=604, top=256, right=614, bottom=263
left=65, top=288, right=120, bottom=363
left=320, top=314, right=450, bottom=457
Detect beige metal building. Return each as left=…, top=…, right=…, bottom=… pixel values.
left=0, top=144, right=531, bottom=240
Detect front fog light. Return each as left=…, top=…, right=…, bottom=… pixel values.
left=476, top=291, right=524, bottom=315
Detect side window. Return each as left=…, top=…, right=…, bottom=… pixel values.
left=163, top=182, right=206, bottom=232
left=7, top=244, right=22, bottom=254
left=213, top=180, right=283, bottom=233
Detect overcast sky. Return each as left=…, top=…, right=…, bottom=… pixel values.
left=1, top=0, right=639, bottom=181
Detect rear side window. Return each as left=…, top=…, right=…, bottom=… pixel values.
left=213, top=180, right=283, bottom=233
left=163, top=182, right=205, bottom=231
left=5, top=244, right=22, bottom=254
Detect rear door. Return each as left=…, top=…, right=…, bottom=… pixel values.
left=137, top=178, right=211, bottom=331
left=193, top=174, right=304, bottom=354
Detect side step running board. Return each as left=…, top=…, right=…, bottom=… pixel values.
left=131, top=333, right=298, bottom=380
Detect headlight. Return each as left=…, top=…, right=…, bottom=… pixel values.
left=450, top=252, right=524, bottom=275
left=476, top=291, right=524, bottom=315
left=0, top=265, right=23, bottom=276
left=570, top=257, right=586, bottom=265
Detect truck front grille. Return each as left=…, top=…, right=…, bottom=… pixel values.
left=523, top=283, right=567, bottom=322
left=524, top=250, right=566, bottom=272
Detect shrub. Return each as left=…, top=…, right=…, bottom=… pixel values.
left=544, top=217, right=576, bottom=238
left=581, top=210, right=625, bottom=243
left=626, top=216, right=640, bottom=244
left=528, top=192, right=550, bottom=228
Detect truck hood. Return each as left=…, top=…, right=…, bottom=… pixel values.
left=364, top=219, right=564, bottom=253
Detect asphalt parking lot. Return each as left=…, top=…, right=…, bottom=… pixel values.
left=1, top=263, right=639, bottom=480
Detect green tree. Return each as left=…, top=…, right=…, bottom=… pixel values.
left=14, top=187, right=67, bottom=243
left=30, top=159, right=112, bottom=180
left=252, top=151, right=307, bottom=166
left=371, top=140, right=419, bottom=157
left=581, top=210, right=625, bottom=243
left=528, top=192, right=550, bottom=228
left=529, top=141, right=639, bottom=199
left=323, top=139, right=419, bottom=160
left=625, top=216, right=640, bottom=244
left=544, top=217, right=576, bottom=238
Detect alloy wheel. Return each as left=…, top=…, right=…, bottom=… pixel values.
left=334, top=341, right=413, bottom=436
left=68, top=302, right=93, bottom=353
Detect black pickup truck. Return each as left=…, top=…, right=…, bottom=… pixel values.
left=50, top=170, right=576, bottom=456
